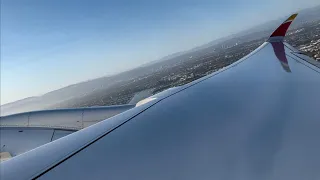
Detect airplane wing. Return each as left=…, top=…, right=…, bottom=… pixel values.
left=2, top=13, right=320, bottom=180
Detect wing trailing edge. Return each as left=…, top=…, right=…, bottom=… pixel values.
left=267, top=13, right=298, bottom=42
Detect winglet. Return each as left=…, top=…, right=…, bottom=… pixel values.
left=267, top=13, right=298, bottom=42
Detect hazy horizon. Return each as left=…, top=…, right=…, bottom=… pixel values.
left=1, top=0, right=319, bottom=105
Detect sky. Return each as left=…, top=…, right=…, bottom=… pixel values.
left=1, top=0, right=319, bottom=105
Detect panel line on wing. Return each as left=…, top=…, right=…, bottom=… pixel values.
left=286, top=53, right=320, bottom=74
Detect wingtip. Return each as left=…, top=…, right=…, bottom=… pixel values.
left=268, top=13, right=298, bottom=42
left=285, top=13, right=298, bottom=22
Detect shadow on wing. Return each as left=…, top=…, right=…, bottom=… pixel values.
left=271, top=42, right=291, bottom=73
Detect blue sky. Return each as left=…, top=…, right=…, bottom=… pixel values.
left=1, top=0, right=319, bottom=105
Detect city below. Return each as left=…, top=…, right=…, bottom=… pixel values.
left=56, top=19, right=319, bottom=108
left=1, top=15, right=320, bottom=116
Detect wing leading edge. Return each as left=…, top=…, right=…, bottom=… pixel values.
left=2, top=14, right=320, bottom=180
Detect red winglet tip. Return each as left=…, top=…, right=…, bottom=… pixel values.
left=268, top=13, right=298, bottom=42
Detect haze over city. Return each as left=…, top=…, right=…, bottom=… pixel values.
left=1, top=0, right=320, bottom=105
